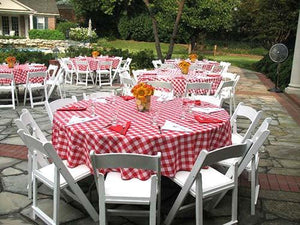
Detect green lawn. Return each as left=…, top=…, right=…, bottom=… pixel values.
left=96, top=39, right=263, bottom=70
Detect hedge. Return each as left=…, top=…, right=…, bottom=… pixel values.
left=29, top=29, right=65, bottom=40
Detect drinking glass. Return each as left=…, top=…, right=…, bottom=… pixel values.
left=110, top=101, right=119, bottom=124
left=150, top=107, right=159, bottom=125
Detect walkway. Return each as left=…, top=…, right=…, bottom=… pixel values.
left=0, top=67, right=299, bottom=224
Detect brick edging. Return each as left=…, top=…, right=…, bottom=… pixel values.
left=0, top=143, right=27, bottom=160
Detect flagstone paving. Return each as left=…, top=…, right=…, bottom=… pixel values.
left=0, top=67, right=299, bottom=224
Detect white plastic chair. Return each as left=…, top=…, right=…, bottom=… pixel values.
left=215, top=117, right=272, bottom=215
left=74, top=60, right=94, bottom=86
left=0, top=72, right=18, bottom=109
left=15, top=109, right=49, bottom=199
left=184, top=82, right=212, bottom=97
left=220, top=61, right=231, bottom=74
left=90, top=151, right=161, bottom=225
left=18, top=129, right=98, bottom=225
left=22, top=71, right=48, bottom=108
left=96, top=60, right=113, bottom=87
left=221, top=72, right=237, bottom=81
left=132, top=69, right=147, bottom=83
left=220, top=75, right=240, bottom=115
left=119, top=58, right=132, bottom=73
left=47, top=67, right=64, bottom=99
left=45, top=96, right=77, bottom=124
left=231, top=102, right=263, bottom=144
left=152, top=59, right=162, bottom=68
left=111, top=57, right=123, bottom=81
left=59, top=58, right=76, bottom=85
left=163, top=140, right=252, bottom=225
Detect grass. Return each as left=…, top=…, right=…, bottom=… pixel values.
left=96, top=38, right=264, bottom=70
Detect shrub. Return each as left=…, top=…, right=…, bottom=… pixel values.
left=56, top=21, right=78, bottom=38
left=0, top=35, right=25, bottom=39
left=0, top=49, right=54, bottom=65
left=254, top=52, right=293, bottom=90
left=29, top=29, right=65, bottom=40
left=69, top=27, right=97, bottom=42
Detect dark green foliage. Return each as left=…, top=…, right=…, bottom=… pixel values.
left=56, top=22, right=78, bottom=38
left=65, top=46, right=154, bottom=69
left=254, top=52, right=293, bottom=90
left=0, top=49, right=53, bottom=66
left=0, top=35, right=25, bottom=39
left=29, top=29, right=65, bottom=40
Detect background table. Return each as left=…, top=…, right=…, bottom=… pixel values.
left=71, top=56, right=121, bottom=71
left=138, top=68, right=222, bottom=96
left=0, top=64, right=47, bottom=84
left=52, top=97, right=232, bottom=180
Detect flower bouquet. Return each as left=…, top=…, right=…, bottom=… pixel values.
left=92, top=50, right=100, bottom=58
left=131, top=82, right=154, bottom=112
left=178, top=60, right=191, bottom=75
left=5, top=56, right=16, bottom=68
left=189, top=53, right=198, bottom=63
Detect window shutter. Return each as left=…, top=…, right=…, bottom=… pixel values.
left=33, top=16, right=37, bottom=29
left=45, top=17, right=48, bottom=29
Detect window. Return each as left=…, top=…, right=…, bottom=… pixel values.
left=2, top=16, right=9, bottom=35
left=11, top=17, right=19, bottom=36
left=34, top=16, right=48, bottom=29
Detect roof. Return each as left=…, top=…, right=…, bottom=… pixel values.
left=17, top=0, right=59, bottom=15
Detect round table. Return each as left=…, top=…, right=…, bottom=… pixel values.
left=52, top=96, right=232, bottom=180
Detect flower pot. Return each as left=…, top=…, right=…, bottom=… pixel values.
left=136, top=96, right=151, bottom=112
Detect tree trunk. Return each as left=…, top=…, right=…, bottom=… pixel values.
left=166, top=0, right=185, bottom=59
left=143, top=0, right=163, bottom=61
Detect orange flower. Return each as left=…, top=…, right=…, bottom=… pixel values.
left=178, top=60, right=191, bottom=69
left=189, top=53, right=198, bottom=60
left=131, top=82, right=154, bottom=100
left=5, top=56, right=16, bottom=64
left=92, top=51, right=100, bottom=57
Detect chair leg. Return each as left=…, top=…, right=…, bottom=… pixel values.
left=29, top=89, right=34, bottom=108
left=23, top=88, right=27, bottom=105
left=53, top=168, right=60, bottom=224
left=27, top=153, right=32, bottom=199
left=11, top=86, right=15, bottom=109
left=195, top=177, right=203, bottom=225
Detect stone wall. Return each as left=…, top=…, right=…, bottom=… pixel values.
left=0, top=38, right=90, bottom=53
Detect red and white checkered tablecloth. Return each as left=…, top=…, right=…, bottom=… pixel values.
left=138, top=69, right=222, bottom=95
left=71, top=56, right=121, bottom=71
left=0, top=64, right=47, bottom=84
left=52, top=97, right=232, bottom=180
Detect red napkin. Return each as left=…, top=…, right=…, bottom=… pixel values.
left=57, top=106, right=87, bottom=111
left=183, top=100, right=201, bottom=106
left=206, top=74, right=220, bottom=77
left=109, top=121, right=131, bottom=135
left=194, top=115, right=223, bottom=123
left=121, top=96, right=135, bottom=101
left=143, top=73, right=157, bottom=76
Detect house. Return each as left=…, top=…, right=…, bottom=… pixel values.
left=0, top=0, right=59, bottom=38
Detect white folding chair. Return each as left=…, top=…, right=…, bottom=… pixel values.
left=160, top=63, right=176, bottom=69
left=184, top=82, right=212, bottom=97
left=18, top=129, right=98, bottom=225
left=15, top=109, right=49, bottom=199
left=90, top=151, right=161, bottom=225
left=132, top=69, right=147, bottom=83
left=111, top=57, right=123, bottom=81
left=231, top=102, right=263, bottom=144
left=74, top=60, right=94, bottom=86
left=96, top=60, right=113, bottom=87
left=147, top=81, right=174, bottom=97
left=220, top=61, right=231, bottom=74
left=193, top=80, right=235, bottom=108
left=22, top=71, right=48, bottom=108
left=119, top=58, right=132, bottom=73
left=221, top=72, right=237, bottom=81
left=152, top=59, right=162, bottom=68
left=46, top=66, right=64, bottom=99
left=215, top=117, right=272, bottom=215
left=220, top=75, right=240, bottom=115
left=59, top=58, right=76, bottom=85
left=0, top=72, right=18, bottom=109
left=120, top=77, right=136, bottom=96
left=45, top=96, right=77, bottom=124
left=163, top=140, right=252, bottom=225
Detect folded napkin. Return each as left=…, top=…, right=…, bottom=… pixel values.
left=194, top=115, right=223, bottom=123
left=67, top=115, right=98, bottom=126
left=183, top=100, right=201, bottom=106
left=157, top=93, right=174, bottom=102
left=57, top=106, right=87, bottom=111
left=161, top=120, right=192, bottom=132
left=120, top=96, right=135, bottom=101
left=192, top=107, right=224, bottom=114
left=206, top=74, right=220, bottom=77
left=109, top=121, right=131, bottom=135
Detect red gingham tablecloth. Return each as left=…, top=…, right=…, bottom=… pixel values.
left=138, top=68, right=222, bottom=95
left=0, top=64, right=47, bottom=84
left=52, top=97, right=232, bottom=180
left=71, top=56, right=121, bottom=71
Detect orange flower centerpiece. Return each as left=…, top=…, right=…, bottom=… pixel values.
left=92, top=50, right=100, bottom=58
left=6, top=56, right=16, bottom=68
left=189, top=53, right=198, bottom=63
left=178, top=60, right=191, bottom=75
left=131, top=82, right=154, bottom=112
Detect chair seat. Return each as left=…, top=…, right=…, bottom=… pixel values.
left=0, top=86, right=14, bottom=90
left=21, top=83, right=44, bottom=89
left=173, top=167, right=233, bottom=198
left=232, top=133, right=243, bottom=144
left=37, top=160, right=90, bottom=189
left=105, top=171, right=152, bottom=204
